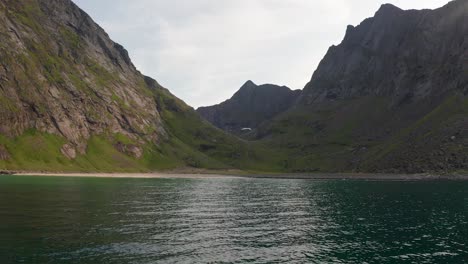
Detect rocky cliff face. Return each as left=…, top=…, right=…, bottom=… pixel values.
left=197, top=81, right=300, bottom=135
left=255, top=0, right=468, bottom=173
left=302, top=0, right=468, bottom=104
left=0, top=0, right=166, bottom=159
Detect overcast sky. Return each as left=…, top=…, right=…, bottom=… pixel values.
left=73, top=0, right=449, bottom=108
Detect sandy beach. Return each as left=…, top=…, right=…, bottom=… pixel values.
left=6, top=171, right=468, bottom=180
left=11, top=172, right=243, bottom=179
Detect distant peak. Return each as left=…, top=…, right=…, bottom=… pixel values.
left=240, top=80, right=257, bottom=89
left=376, top=3, right=402, bottom=15
left=345, top=25, right=355, bottom=35
left=244, top=80, right=256, bottom=86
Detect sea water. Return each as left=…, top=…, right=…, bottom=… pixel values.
left=0, top=176, right=467, bottom=263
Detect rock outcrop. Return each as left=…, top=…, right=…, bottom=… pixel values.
left=0, top=145, right=9, bottom=160
left=197, top=81, right=300, bottom=135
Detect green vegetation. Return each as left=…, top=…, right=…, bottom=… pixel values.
left=0, top=95, right=19, bottom=113
left=0, top=130, right=69, bottom=171
left=0, top=130, right=186, bottom=172
left=361, top=95, right=468, bottom=170
left=60, top=27, right=81, bottom=50
left=10, top=0, right=44, bottom=32
left=86, top=59, right=120, bottom=87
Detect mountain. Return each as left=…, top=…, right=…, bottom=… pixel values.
left=0, top=0, right=164, bottom=159
left=254, top=0, right=468, bottom=173
left=197, top=81, right=300, bottom=135
left=1, top=0, right=466, bottom=174
left=0, top=0, right=281, bottom=172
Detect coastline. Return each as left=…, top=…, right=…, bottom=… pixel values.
left=3, top=171, right=468, bottom=180
left=9, top=172, right=242, bottom=179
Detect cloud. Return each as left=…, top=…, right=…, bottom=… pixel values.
left=73, top=0, right=449, bottom=107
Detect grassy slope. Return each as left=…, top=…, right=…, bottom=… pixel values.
left=254, top=93, right=467, bottom=173
left=0, top=131, right=143, bottom=172
left=361, top=95, right=468, bottom=173
left=254, top=97, right=388, bottom=172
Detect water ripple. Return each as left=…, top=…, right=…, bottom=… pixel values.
left=0, top=177, right=467, bottom=263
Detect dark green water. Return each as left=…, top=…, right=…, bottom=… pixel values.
left=0, top=176, right=467, bottom=263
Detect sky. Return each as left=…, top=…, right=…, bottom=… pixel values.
left=73, top=0, right=449, bottom=108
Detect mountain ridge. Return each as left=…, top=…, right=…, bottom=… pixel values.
left=301, top=0, right=467, bottom=105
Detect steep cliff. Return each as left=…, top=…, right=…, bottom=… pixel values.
left=197, top=81, right=300, bottom=135
left=0, top=0, right=165, bottom=157
left=302, top=1, right=467, bottom=103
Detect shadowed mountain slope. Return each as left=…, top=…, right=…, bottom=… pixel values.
left=197, top=81, right=300, bottom=135
left=253, top=0, right=468, bottom=173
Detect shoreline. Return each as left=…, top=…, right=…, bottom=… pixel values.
left=9, top=172, right=242, bottom=179
left=4, top=171, right=468, bottom=180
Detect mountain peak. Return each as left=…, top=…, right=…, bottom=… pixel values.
left=197, top=82, right=300, bottom=135
left=241, top=80, right=257, bottom=89
left=376, top=3, right=402, bottom=15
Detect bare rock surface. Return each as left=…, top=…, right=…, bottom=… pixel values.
left=302, top=0, right=468, bottom=104
left=0, top=0, right=166, bottom=155
left=0, top=145, right=10, bottom=160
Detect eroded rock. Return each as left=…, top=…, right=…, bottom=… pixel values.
left=60, top=144, right=77, bottom=159
left=114, top=142, right=143, bottom=159
left=0, top=144, right=10, bottom=160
